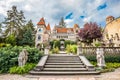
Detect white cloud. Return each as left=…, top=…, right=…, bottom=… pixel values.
left=0, top=0, right=120, bottom=28
left=24, top=4, right=32, bottom=11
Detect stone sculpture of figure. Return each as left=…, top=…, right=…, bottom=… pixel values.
left=96, top=48, right=106, bottom=68
left=18, top=49, right=28, bottom=67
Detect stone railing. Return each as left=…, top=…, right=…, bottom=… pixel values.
left=78, top=47, right=120, bottom=55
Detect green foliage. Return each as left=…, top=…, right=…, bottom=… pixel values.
left=91, top=62, right=120, bottom=73
left=50, top=40, right=60, bottom=49
left=52, top=47, right=59, bottom=54
left=0, top=43, right=11, bottom=47
left=0, top=46, right=43, bottom=73
left=3, top=6, right=25, bottom=37
left=64, top=40, right=76, bottom=48
left=5, top=34, right=16, bottom=45
left=9, top=63, right=36, bottom=74
left=106, top=63, right=120, bottom=69
left=21, top=28, right=34, bottom=46
left=25, top=20, right=34, bottom=31
left=0, top=23, right=2, bottom=33
left=66, top=45, right=77, bottom=54
left=85, top=54, right=120, bottom=63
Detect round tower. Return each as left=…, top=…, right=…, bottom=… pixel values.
left=106, top=16, right=114, bottom=24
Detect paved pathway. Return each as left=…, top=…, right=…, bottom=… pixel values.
left=0, top=68, right=120, bottom=80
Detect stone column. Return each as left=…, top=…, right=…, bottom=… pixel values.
left=44, top=48, right=49, bottom=55
left=77, top=46, right=83, bottom=55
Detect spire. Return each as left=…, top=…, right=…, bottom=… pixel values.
left=46, top=23, right=51, bottom=30
left=37, top=17, right=45, bottom=25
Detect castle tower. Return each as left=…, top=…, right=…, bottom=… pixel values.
left=106, top=16, right=114, bottom=24
left=35, top=17, right=46, bottom=47
left=73, top=24, right=79, bottom=33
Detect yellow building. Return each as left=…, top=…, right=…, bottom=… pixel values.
left=103, top=16, right=120, bottom=46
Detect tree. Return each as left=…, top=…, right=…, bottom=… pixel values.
left=20, top=28, right=34, bottom=46
left=5, top=34, right=16, bottom=45
left=3, top=6, right=25, bottom=37
left=0, top=23, right=2, bottom=33
left=16, top=20, right=34, bottom=46
left=59, top=17, right=66, bottom=27
left=25, top=20, right=34, bottom=31
left=78, top=22, right=102, bottom=44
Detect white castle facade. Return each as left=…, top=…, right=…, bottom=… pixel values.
left=35, top=17, right=80, bottom=47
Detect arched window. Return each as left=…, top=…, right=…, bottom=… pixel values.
left=38, top=35, right=41, bottom=40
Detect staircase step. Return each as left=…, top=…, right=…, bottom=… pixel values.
left=43, top=68, right=87, bottom=71
left=29, top=71, right=100, bottom=75
left=47, top=61, right=82, bottom=63
left=47, top=59, right=81, bottom=62
left=46, top=63, right=83, bottom=65
left=48, top=58, right=80, bottom=60
left=29, top=54, right=99, bottom=75
left=44, top=64, right=85, bottom=68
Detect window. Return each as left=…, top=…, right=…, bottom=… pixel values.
left=38, top=35, right=41, bottom=40
left=38, top=28, right=43, bottom=32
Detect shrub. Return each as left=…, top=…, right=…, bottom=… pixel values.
left=52, top=47, right=59, bottom=54
left=9, top=63, right=36, bottom=74
left=0, top=46, right=43, bottom=73
left=65, top=40, right=76, bottom=48
left=0, top=43, right=11, bottom=47
left=91, top=62, right=120, bottom=73
left=66, top=45, right=77, bottom=54
left=5, top=34, right=16, bottom=46
left=85, top=54, right=120, bottom=63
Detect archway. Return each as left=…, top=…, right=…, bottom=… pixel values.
left=60, top=39, right=65, bottom=51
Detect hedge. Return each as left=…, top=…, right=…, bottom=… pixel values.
left=0, top=46, right=43, bottom=73
left=85, top=54, right=120, bottom=63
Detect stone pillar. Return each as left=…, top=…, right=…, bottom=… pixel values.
left=44, top=48, right=49, bottom=55
left=77, top=46, right=83, bottom=55
left=96, top=48, right=106, bottom=69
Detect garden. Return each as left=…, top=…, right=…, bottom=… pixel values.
left=0, top=6, right=120, bottom=75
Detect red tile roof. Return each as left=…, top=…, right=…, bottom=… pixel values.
left=37, top=17, right=45, bottom=25
left=46, top=23, right=51, bottom=30
left=55, top=27, right=74, bottom=33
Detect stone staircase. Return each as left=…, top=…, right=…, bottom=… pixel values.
left=29, top=54, right=100, bottom=75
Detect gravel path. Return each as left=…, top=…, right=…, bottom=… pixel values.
left=0, top=68, right=120, bottom=80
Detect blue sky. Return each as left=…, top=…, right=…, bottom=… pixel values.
left=0, top=0, right=120, bottom=28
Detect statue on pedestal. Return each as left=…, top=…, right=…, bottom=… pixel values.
left=96, top=48, right=106, bottom=68
left=18, top=49, right=28, bottom=67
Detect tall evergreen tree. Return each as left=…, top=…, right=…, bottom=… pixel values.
left=59, top=17, right=66, bottom=27
left=0, top=23, right=2, bottom=33
left=25, top=20, right=34, bottom=31
left=21, top=28, right=34, bottom=46
left=3, top=6, right=25, bottom=37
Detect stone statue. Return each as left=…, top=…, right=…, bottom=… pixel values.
left=96, top=48, right=106, bottom=68
left=18, top=49, right=28, bottom=67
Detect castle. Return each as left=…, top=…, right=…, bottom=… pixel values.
left=103, top=16, right=120, bottom=46
left=35, top=17, right=80, bottom=47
